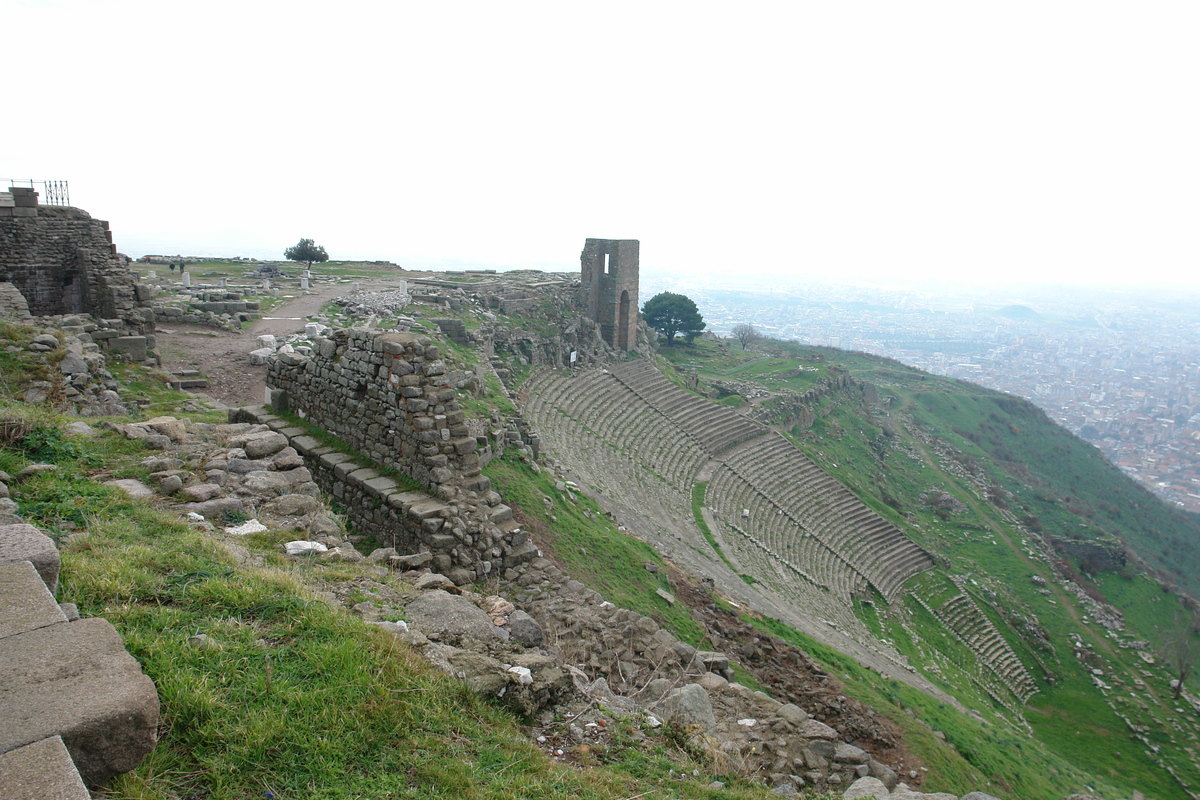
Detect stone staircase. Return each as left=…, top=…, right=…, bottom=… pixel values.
left=0, top=523, right=159, bottom=795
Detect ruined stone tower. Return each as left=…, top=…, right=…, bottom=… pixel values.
left=0, top=186, right=150, bottom=326
left=580, top=238, right=639, bottom=351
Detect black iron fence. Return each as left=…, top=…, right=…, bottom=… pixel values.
left=6, top=179, right=70, bottom=206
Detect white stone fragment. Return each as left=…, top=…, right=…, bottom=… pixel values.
left=507, top=666, right=533, bottom=685
left=225, top=519, right=268, bottom=536
left=285, top=540, right=328, bottom=555
left=249, top=347, right=276, bottom=365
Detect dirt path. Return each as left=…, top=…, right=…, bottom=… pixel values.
left=154, top=280, right=389, bottom=409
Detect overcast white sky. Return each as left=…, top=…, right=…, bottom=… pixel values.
left=7, top=1, right=1199, bottom=287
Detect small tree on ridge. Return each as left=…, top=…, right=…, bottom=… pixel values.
left=284, top=238, right=329, bottom=268
left=731, top=322, right=758, bottom=349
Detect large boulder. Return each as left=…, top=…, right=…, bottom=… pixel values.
left=843, top=776, right=890, bottom=799
left=652, top=683, right=716, bottom=732
left=405, top=590, right=504, bottom=645
left=241, top=432, right=288, bottom=459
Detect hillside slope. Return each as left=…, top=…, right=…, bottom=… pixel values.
left=511, top=335, right=1200, bottom=800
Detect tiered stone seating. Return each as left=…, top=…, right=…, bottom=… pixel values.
left=520, top=364, right=938, bottom=663
left=610, top=361, right=766, bottom=455
left=934, top=593, right=1038, bottom=702
left=712, top=432, right=932, bottom=602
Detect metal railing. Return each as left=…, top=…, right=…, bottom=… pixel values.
left=5, top=179, right=70, bottom=206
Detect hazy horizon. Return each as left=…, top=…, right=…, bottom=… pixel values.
left=9, top=1, right=1199, bottom=290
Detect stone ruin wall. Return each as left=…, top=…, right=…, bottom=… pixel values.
left=0, top=200, right=153, bottom=332
left=264, top=328, right=488, bottom=494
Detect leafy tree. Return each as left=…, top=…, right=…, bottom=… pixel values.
left=731, top=322, right=758, bottom=349
left=641, top=292, right=705, bottom=346
left=284, top=238, right=329, bottom=268
left=1164, top=610, right=1200, bottom=701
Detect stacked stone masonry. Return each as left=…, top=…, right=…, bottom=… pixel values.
left=265, top=328, right=487, bottom=492
left=230, top=407, right=540, bottom=585
left=0, top=203, right=151, bottom=328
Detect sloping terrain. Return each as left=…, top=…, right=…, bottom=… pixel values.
left=512, top=334, right=1200, bottom=800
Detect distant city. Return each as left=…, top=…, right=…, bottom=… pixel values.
left=643, top=273, right=1200, bottom=514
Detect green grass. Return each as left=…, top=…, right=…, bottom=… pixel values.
left=61, top=508, right=757, bottom=800
left=484, top=453, right=706, bottom=647
left=3, top=412, right=787, bottom=799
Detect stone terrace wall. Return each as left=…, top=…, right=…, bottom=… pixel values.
left=265, top=328, right=487, bottom=493
left=0, top=205, right=152, bottom=328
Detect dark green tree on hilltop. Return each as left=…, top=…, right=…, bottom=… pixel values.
left=642, top=292, right=705, bottom=346
left=284, top=238, right=329, bottom=268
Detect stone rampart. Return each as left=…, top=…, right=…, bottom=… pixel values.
left=228, top=407, right=540, bottom=584
left=1052, top=537, right=1127, bottom=572
left=264, top=328, right=486, bottom=492
left=0, top=204, right=151, bottom=329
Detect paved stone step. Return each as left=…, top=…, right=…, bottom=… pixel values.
left=0, top=617, right=159, bottom=786
left=0, top=736, right=91, bottom=800
left=0, top=561, right=67, bottom=640
left=0, top=523, right=61, bottom=592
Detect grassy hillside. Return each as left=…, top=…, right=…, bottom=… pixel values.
left=659, top=337, right=1200, bottom=800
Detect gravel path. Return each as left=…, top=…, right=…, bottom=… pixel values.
left=154, top=280, right=390, bottom=409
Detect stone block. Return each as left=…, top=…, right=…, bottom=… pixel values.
left=109, top=337, right=147, bottom=361
left=408, top=499, right=447, bottom=520
left=0, top=524, right=60, bottom=592
left=0, top=561, right=67, bottom=640
left=0, top=617, right=159, bottom=786
left=347, top=468, right=380, bottom=488
left=0, top=736, right=91, bottom=800
left=242, top=431, right=288, bottom=459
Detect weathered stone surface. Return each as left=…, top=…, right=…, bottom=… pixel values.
left=777, top=702, right=809, bottom=726
left=833, top=743, right=870, bottom=764
left=104, top=478, right=155, bottom=499
left=0, top=561, right=67, bottom=639
left=0, top=618, right=159, bottom=786
left=263, top=493, right=319, bottom=516
left=144, top=416, right=187, bottom=442
left=59, top=352, right=88, bottom=374
left=652, top=683, right=716, bottom=732
left=242, top=471, right=292, bottom=496
left=109, top=336, right=148, bottom=361
left=843, top=776, right=890, bottom=799
left=405, top=590, right=504, bottom=644
left=868, top=759, right=898, bottom=790
left=390, top=551, right=432, bottom=570
left=960, top=794, right=1003, bottom=800
left=507, top=609, right=544, bottom=647
left=798, top=719, right=839, bottom=739
left=0, top=524, right=60, bottom=591
left=65, top=421, right=97, bottom=437
left=180, top=483, right=222, bottom=502
left=241, top=431, right=289, bottom=459
left=177, top=497, right=243, bottom=517
left=0, top=736, right=91, bottom=800
left=15, top=463, right=58, bottom=480
left=284, top=540, right=327, bottom=555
